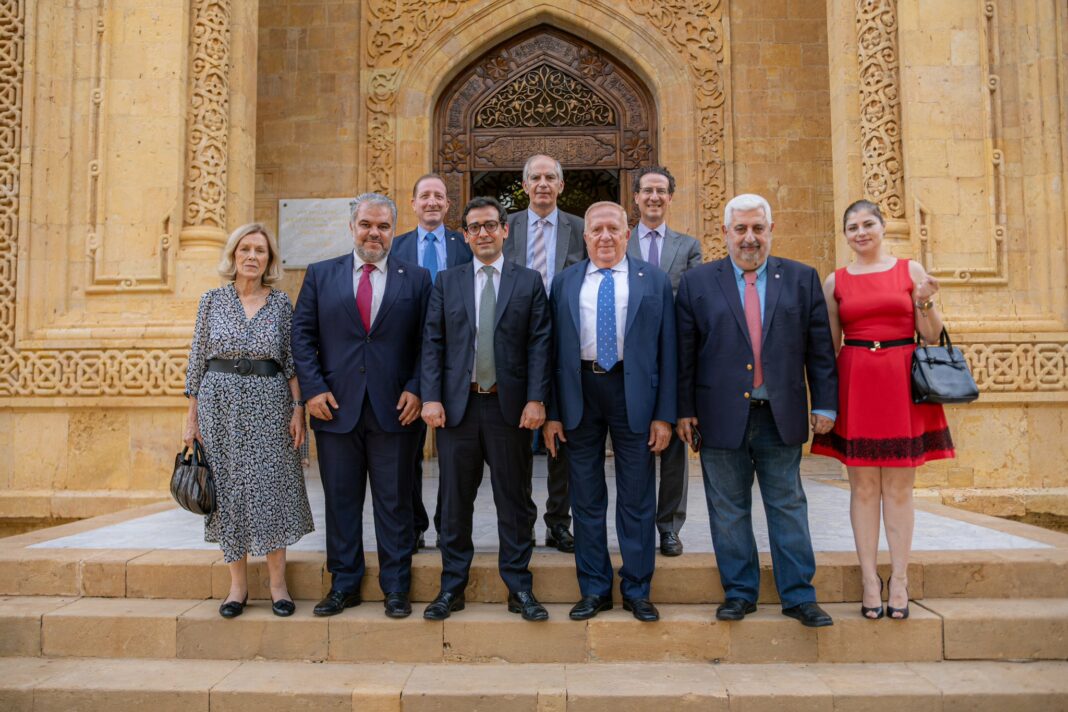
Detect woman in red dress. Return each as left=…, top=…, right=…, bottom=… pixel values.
left=811, top=200, right=954, bottom=620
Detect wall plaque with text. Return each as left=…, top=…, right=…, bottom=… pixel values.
left=278, top=198, right=353, bottom=269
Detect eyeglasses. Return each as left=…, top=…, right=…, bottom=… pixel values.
left=464, top=221, right=501, bottom=234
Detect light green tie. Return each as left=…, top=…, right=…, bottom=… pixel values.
left=475, top=265, right=497, bottom=390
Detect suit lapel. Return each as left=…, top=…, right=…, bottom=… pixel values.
left=371, top=258, right=404, bottom=333
left=338, top=253, right=362, bottom=330
left=511, top=213, right=529, bottom=265
left=494, top=260, right=517, bottom=329
left=660, top=227, right=682, bottom=273
left=567, top=260, right=585, bottom=336
left=445, top=230, right=465, bottom=267
left=760, top=257, right=783, bottom=344
left=715, top=259, right=750, bottom=346
left=458, top=262, right=476, bottom=336
left=626, top=227, right=642, bottom=260
left=554, top=214, right=571, bottom=273
left=624, top=259, right=646, bottom=337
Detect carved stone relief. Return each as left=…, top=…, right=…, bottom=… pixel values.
left=474, top=64, right=616, bottom=129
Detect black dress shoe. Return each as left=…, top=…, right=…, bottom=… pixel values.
left=219, top=594, right=248, bottom=619
left=623, top=597, right=660, bottom=622
left=782, top=601, right=834, bottom=627
left=271, top=598, right=295, bottom=617
left=507, top=590, right=548, bottom=621
left=546, top=524, right=575, bottom=553
left=384, top=592, right=412, bottom=618
left=423, top=591, right=465, bottom=620
left=313, top=589, right=362, bottom=617
left=659, top=532, right=683, bottom=557
left=715, top=598, right=757, bottom=621
left=569, top=594, right=612, bottom=620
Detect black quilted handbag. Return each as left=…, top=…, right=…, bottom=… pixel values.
left=911, top=328, right=979, bottom=405
left=170, top=440, right=216, bottom=515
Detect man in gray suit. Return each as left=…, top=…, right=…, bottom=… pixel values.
left=626, top=166, right=702, bottom=556
left=503, top=154, right=586, bottom=552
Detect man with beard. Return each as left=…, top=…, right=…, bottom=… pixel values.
left=292, top=193, right=431, bottom=619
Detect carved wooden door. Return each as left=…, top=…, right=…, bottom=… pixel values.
left=436, top=26, right=657, bottom=225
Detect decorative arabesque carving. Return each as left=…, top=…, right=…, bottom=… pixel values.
left=855, top=0, right=906, bottom=223
left=626, top=0, right=728, bottom=258
left=184, top=0, right=231, bottom=229
left=0, top=0, right=25, bottom=395
left=475, top=64, right=615, bottom=128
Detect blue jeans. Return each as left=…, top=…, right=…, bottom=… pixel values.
left=699, top=404, right=816, bottom=608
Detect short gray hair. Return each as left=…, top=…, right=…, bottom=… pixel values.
left=349, top=192, right=397, bottom=225
left=217, top=223, right=284, bottom=285
left=522, top=154, right=563, bottom=183
left=723, top=193, right=773, bottom=228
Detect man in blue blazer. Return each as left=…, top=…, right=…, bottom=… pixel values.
left=390, top=174, right=472, bottom=549
left=675, top=193, right=838, bottom=628
left=543, top=201, right=676, bottom=623
left=420, top=196, right=551, bottom=622
left=292, top=193, right=431, bottom=620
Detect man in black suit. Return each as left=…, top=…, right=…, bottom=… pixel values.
left=391, top=174, right=473, bottom=549
left=292, top=193, right=431, bottom=619
left=420, top=196, right=551, bottom=621
left=626, top=166, right=702, bottom=557
left=502, top=154, right=586, bottom=553
left=675, top=193, right=838, bottom=628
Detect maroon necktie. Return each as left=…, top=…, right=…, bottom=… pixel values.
left=743, top=271, right=764, bottom=388
left=356, top=263, right=374, bottom=331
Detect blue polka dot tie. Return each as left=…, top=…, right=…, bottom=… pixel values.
left=596, top=268, right=618, bottom=370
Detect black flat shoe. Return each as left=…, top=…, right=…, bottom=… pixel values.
left=659, top=532, right=683, bottom=557
left=271, top=598, right=296, bottom=617
left=888, top=576, right=910, bottom=620
left=313, top=589, right=362, bottom=617
left=623, top=597, right=660, bottom=622
left=423, top=591, right=465, bottom=620
left=546, top=524, right=575, bottom=553
left=715, top=598, right=756, bottom=621
left=384, top=591, right=412, bottom=618
left=861, top=576, right=884, bottom=620
left=569, top=594, right=612, bottom=620
left=782, top=601, right=834, bottom=627
left=219, top=594, right=248, bottom=619
left=508, top=590, right=548, bottom=621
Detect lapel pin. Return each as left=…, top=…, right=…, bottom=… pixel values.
left=775, top=274, right=781, bottom=279
left=398, top=268, right=405, bottom=274
left=638, top=271, right=644, bottom=277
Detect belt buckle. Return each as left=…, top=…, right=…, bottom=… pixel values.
left=870, top=341, right=881, bottom=352
left=592, top=362, right=607, bottom=374
left=476, top=383, right=494, bottom=394
left=235, top=358, right=253, bottom=375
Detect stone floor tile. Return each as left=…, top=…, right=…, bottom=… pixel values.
left=922, top=597, right=1068, bottom=660
left=563, top=662, right=728, bottom=711
left=0, top=596, right=76, bottom=656
left=908, top=660, right=1068, bottom=711
left=586, top=604, right=729, bottom=662
left=42, top=597, right=198, bottom=658
left=816, top=602, right=942, bottom=662
left=80, top=549, right=151, bottom=598
left=329, top=605, right=443, bottom=662
left=210, top=660, right=412, bottom=712
left=649, top=554, right=722, bottom=603
left=0, top=656, right=67, bottom=710
left=402, top=663, right=566, bottom=712
left=125, top=549, right=222, bottom=599
left=176, top=599, right=328, bottom=661
left=726, top=606, right=819, bottom=663
left=716, top=663, right=833, bottom=712
left=808, top=662, right=942, bottom=711
left=442, top=603, right=586, bottom=662
left=0, top=550, right=81, bottom=596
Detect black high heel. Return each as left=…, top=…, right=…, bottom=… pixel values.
left=860, top=576, right=884, bottom=620
left=887, top=576, right=910, bottom=620
left=219, top=594, right=248, bottom=619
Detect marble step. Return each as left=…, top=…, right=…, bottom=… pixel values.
left=3, top=595, right=1067, bottom=665
left=3, top=656, right=1068, bottom=711
left=3, top=547, right=1068, bottom=603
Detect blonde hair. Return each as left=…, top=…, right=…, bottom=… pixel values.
left=217, top=223, right=284, bottom=285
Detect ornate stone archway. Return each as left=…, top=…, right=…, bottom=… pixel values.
left=434, top=26, right=657, bottom=226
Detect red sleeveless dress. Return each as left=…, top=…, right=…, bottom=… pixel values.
left=811, top=259, right=955, bottom=467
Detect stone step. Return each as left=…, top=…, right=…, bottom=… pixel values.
left=3, top=595, right=1066, bottom=665
left=3, top=545, right=1067, bottom=603
left=2, top=656, right=1068, bottom=711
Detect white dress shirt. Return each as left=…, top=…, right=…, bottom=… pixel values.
left=579, top=256, right=629, bottom=361
left=352, top=251, right=388, bottom=324
left=471, top=255, right=504, bottom=383
left=637, top=222, right=666, bottom=263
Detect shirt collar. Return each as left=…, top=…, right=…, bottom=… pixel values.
left=353, top=250, right=388, bottom=273
left=417, top=224, right=445, bottom=242
left=638, top=222, right=666, bottom=239
left=530, top=208, right=558, bottom=228
left=473, top=254, right=505, bottom=274
left=730, top=256, right=769, bottom=281
left=586, top=255, right=629, bottom=274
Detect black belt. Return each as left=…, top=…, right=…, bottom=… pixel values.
left=207, top=358, right=282, bottom=377
left=749, top=398, right=770, bottom=408
left=844, top=338, right=915, bottom=352
left=580, top=360, right=623, bottom=374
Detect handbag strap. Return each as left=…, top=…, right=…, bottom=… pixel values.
left=192, top=439, right=208, bottom=467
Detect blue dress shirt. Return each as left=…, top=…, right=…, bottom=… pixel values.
left=418, top=225, right=447, bottom=270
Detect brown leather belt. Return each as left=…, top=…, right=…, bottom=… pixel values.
left=470, top=383, right=498, bottom=394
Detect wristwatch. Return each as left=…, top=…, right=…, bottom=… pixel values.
left=915, top=298, right=934, bottom=312
left=293, top=400, right=306, bottom=408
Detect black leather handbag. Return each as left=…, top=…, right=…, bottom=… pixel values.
left=170, top=440, right=216, bottom=515
left=911, top=328, right=979, bottom=404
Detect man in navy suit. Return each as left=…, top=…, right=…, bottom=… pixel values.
left=292, top=193, right=431, bottom=620
left=390, top=174, right=472, bottom=549
left=543, top=201, right=676, bottom=623
left=503, top=154, right=586, bottom=553
left=420, top=196, right=551, bottom=622
left=675, top=193, right=838, bottom=628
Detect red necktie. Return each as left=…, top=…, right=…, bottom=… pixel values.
left=744, top=271, right=764, bottom=388
left=356, top=263, right=374, bottom=331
